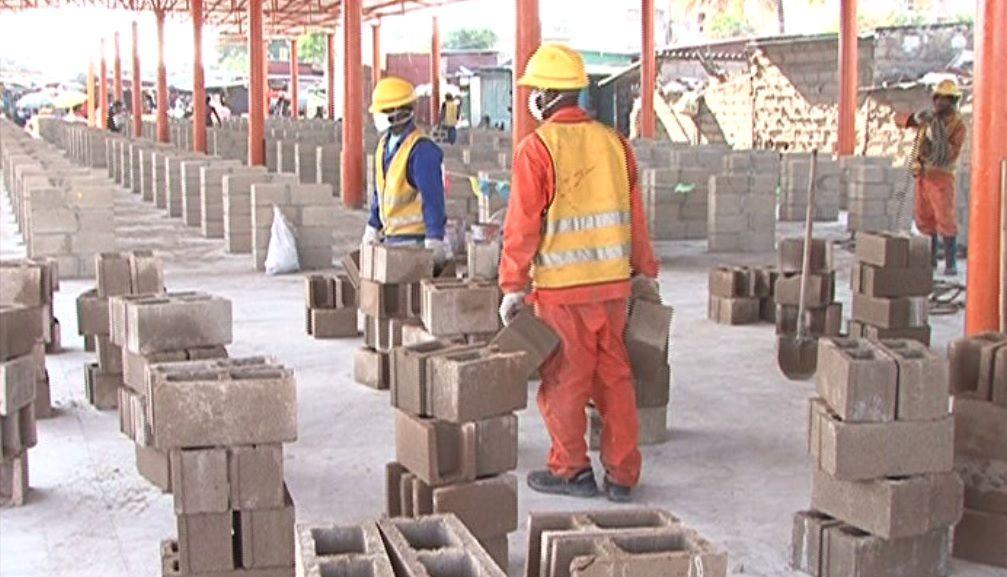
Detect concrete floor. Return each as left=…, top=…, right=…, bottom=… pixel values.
left=0, top=183, right=1001, bottom=577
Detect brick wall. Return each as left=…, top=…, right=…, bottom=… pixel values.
left=873, top=23, right=973, bottom=84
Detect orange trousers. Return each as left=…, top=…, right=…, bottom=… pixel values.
left=915, top=171, right=958, bottom=236
left=535, top=298, right=642, bottom=487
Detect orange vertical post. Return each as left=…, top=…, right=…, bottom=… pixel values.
left=114, top=32, right=123, bottom=102
left=99, top=38, right=108, bottom=129
left=131, top=21, right=142, bottom=138
left=155, top=9, right=169, bottom=143
left=837, top=0, right=857, bottom=156
left=372, top=22, right=382, bottom=89
left=967, top=0, right=1007, bottom=334
left=327, top=32, right=336, bottom=120
left=263, top=40, right=270, bottom=112
left=192, top=0, right=207, bottom=153
left=640, top=0, right=656, bottom=138
left=514, top=0, right=541, bottom=148
left=430, top=16, right=441, bottom=126
left=290, top=38, right=299, bottom=119
left=248, top=0, right=265, bottom=165
left=87, top=60, right=96, bottom=127
left=342, top=0, right=364, bottom=208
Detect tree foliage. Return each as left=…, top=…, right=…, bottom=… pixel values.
left=442, top=28, right=497, bottom=50
left=297, top=33, right=328, bottom=65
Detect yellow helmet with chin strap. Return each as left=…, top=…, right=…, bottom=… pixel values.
left=518, top=43, right=589, bottom=90
left=370, top=77, right=417, bottom=113
left=933, top=79, right=962, bottom=98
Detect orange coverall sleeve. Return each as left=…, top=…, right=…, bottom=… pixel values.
left=498, top=130, right=659, bottom=296
left=947, top=120, right=966, bottom=164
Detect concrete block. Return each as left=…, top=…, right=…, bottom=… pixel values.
left=489, top=309, right=560, bottom=379
left=169, top=447, right=229, bottom=514
left=309, top=308, right=358, bottom=339
left=875, top=339, right=950, bottom=421
left=815, top=338, right=897, bottom=423
left=359, top=244, right=435, bottom=284
left=76, top=288, right=109, bottom=336
left=708, top=266, right=756, bottom=298
left=129, top=250, right=165, bottom=295
left=390, top=341, right=480, bottom=416
left=1, top=402, right=36, bottom=459
left=954, top=396, right=1007, bottom=462
left=136, top=444, right=172, bottom=492
left=84, top=362, right=120, bottom=410
left=230, top=444, right=285, bottom=510
left=239, top=487, right=295, bottom=569
left=0, top=354, right=36, bottom=416
left=789, top=510, right=842, bottom=575
left=295, top=521, right=394, bottom=577
left=855, top=232, right=910, bottom=268
left=775, top=273, right=835, bottom=308
left=0, top=450, right=29, bottom=507
left=948, top=333, right=1007, bottom=400
left=778, top=237, right=833, bottom=274
left=708, top=295, right=759, bottom=325
left=955, top=455, right=1007, bottom=514
left=353, top=347, right=389, bottom=390
left=177, top=510, right=236, bottom=573
left=96, top=335, right=123, bottom=374
left=420, top=279, right=501, bottom=336
left=357, top=280, right=411, bottom=320
left=428, top=347, right=528, bottom=423
left=378, top=515, right=506, bottom=577
left=0, top=305, right=44, bottom=361
left=124, top=292, right=232, bottom=354
left=953, top=509, right=1007, bottom=568
left=851, top=293, right=928, bottom=329
left=851, top=263, right=932, bottom=298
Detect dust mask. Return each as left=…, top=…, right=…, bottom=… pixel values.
left=372, top=113, right=392, bottom=133
left=528, top=90, right=563, bottom=122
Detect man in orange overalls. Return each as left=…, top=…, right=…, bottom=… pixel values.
left=497, top=44, right=659, bottom=502
left=899, top=79, right=967, bottom=275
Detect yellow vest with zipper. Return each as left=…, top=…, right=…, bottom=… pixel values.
left=376, top=130, right=427, bottom=237
left=533, top=121, right=632, bottom=289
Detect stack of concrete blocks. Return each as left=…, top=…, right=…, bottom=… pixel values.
left=82, top=252, right=164, bottom=409
left=589, top=297, right=674, bottom=448
left=163, top=151, right=204, bottom=218
left=845, top=162, right=908, bottom=233
left=526, top=508, right=728, bottom=577
left=62, top=125, right=109, bottom=169
left=947, top=332, right=1007, bottom=568
left=838, top=156, right=893, bottom=211
left=753, top=265, right=781, bottom=323
left=249, top=182, right=337, bottom=271
left=106, top=134, right=128, bottom=189
left=708, top=151, right=779, bottom=252
left=0, top=260, right=58, bottom=418
left=199, top=164, right=265, bottom=239
left=708, top=265, right=760, bottom=325
left=314, top=144, right=341, bottom=196
left=779, top=154, right=841, bottom=222
left=353, top=244, right=436, bottom=390
left=386, top=337, right=527, bottom=569
left=137, top=143, right=173, bottom=203
left=0, top=304, right=44, bottom=507
left=126, top=139, right=156, bottom=196
left=849, top=232, right=932, bottom=345
left=153, top=356, right=297, bottom=577
left=304, top=273, right=358, bottom=339
left=110, top=291, right=232, bottom=492
left=640, top=166, right=710, bottom=241
left=180, top=157, right=241, bottom=229
left=221, top=172, right=295, bottom=254
left=210, top=124, right=249, bottom=162
left=791, top=336, right=960, bottom=577
left=775, top=238, right=842, bottom=338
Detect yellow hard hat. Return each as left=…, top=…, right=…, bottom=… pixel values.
left=933, top=79, right=962, bottom=98
left=369, top=77, right=417, bottom=113
left=517, top=43, right=589, bottom=90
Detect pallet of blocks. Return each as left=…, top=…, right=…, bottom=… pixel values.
left=849, top=231, right=933, bottom=345
left=948, top=332, right=1007, bottom=568
left=304, top=273, right=358, bottom=338
left=0, top=303, right=44, bottom=506
left=109, top=290, right=232, bottom=491
left=790, top=336, right=960, bottom=577
left=78, top=251, right=166, bottom=410
left=384, top=270, right=552, bottom=569
left=525, top=508, right=727, bottom=577
left=152, top=357, right=297, bottom=577
left=1, top=258, right=58, bottom=418
left=775, top=238, right=842, bottom=338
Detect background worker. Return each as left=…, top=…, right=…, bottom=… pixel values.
left=439, top=93, right=461, bottom=145
left=497, top=43, right=660, bottom=503
left=361, top=77, right=451, bottom=266
left=898, top=78, right=967, bottom=275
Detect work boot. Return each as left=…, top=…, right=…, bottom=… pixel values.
left=930, top=235, right=940, bottom=269
left=527, top=468, right=598, bottom=498
left=603, top=476, right=633, bottom=503
left=943, top=236, right=958, bottom=276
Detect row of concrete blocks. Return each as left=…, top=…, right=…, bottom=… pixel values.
left=844, top=161, right=913, bottom=232
left=948, top=332, right=1007, bottom=568
left=779, top=155, right=842, bottom=222
left=2, top=257, right=60, bottom=397
left=708, top=171, right=777, bottom=253
left=304, top=273, right=358, bottom=339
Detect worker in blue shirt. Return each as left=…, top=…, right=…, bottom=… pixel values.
left=361, top=77, right=451, bottom=265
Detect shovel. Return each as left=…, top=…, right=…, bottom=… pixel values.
left=778, top=150, right=820, bottom=380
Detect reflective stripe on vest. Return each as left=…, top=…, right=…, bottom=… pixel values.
left=533, top=120, right=632, bottom=290
left=376, top=130, right=427, bottom=237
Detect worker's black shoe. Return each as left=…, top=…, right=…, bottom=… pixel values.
left=527, top=468, right=598, bottom=498
left=603, top=477, right=633, bottom=503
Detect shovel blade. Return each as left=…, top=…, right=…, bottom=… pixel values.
left=777, top=334, right=819, bottom=380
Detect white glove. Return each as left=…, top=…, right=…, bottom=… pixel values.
left=361, top=225, right=380, bottom=245
left=499, top=292, right=526, bottom=326
left=424, top=238, right=452, bottom=266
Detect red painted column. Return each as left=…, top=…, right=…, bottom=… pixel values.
left=99, top=38, right=108, bottom=129
left=192, top=0, right=207, bottom=153
left=327, top=32, right=336, bottom=120
left=372, top=22, right=382, bottom=89
left=155, top=9, right=169, bottom=143
left=248, top=0, right=265, bottom=165
left=430, top=16, right=441, bottom=126
left=289, top=38, right=299, bottom=119
left=114, top=32, right=123, bottom=102
left=132, top=21, right=143, bottom=138
left=514, top=0, right=541, bottom=148
left=837, top=0, right=857, bottom=156
left=342, top=0, right=364, bottom=208
left=640, top=0, right=656, bottom=138
left=967, top=0, right=1007, bottom=334
left=87, top=61, right=96, bottom=127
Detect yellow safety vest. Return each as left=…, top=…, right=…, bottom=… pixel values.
left=533, top=121, right=632, bottom=290
left=376, top=130, right=427, bottom=237
left=443, top=100, right=459, bottom=128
